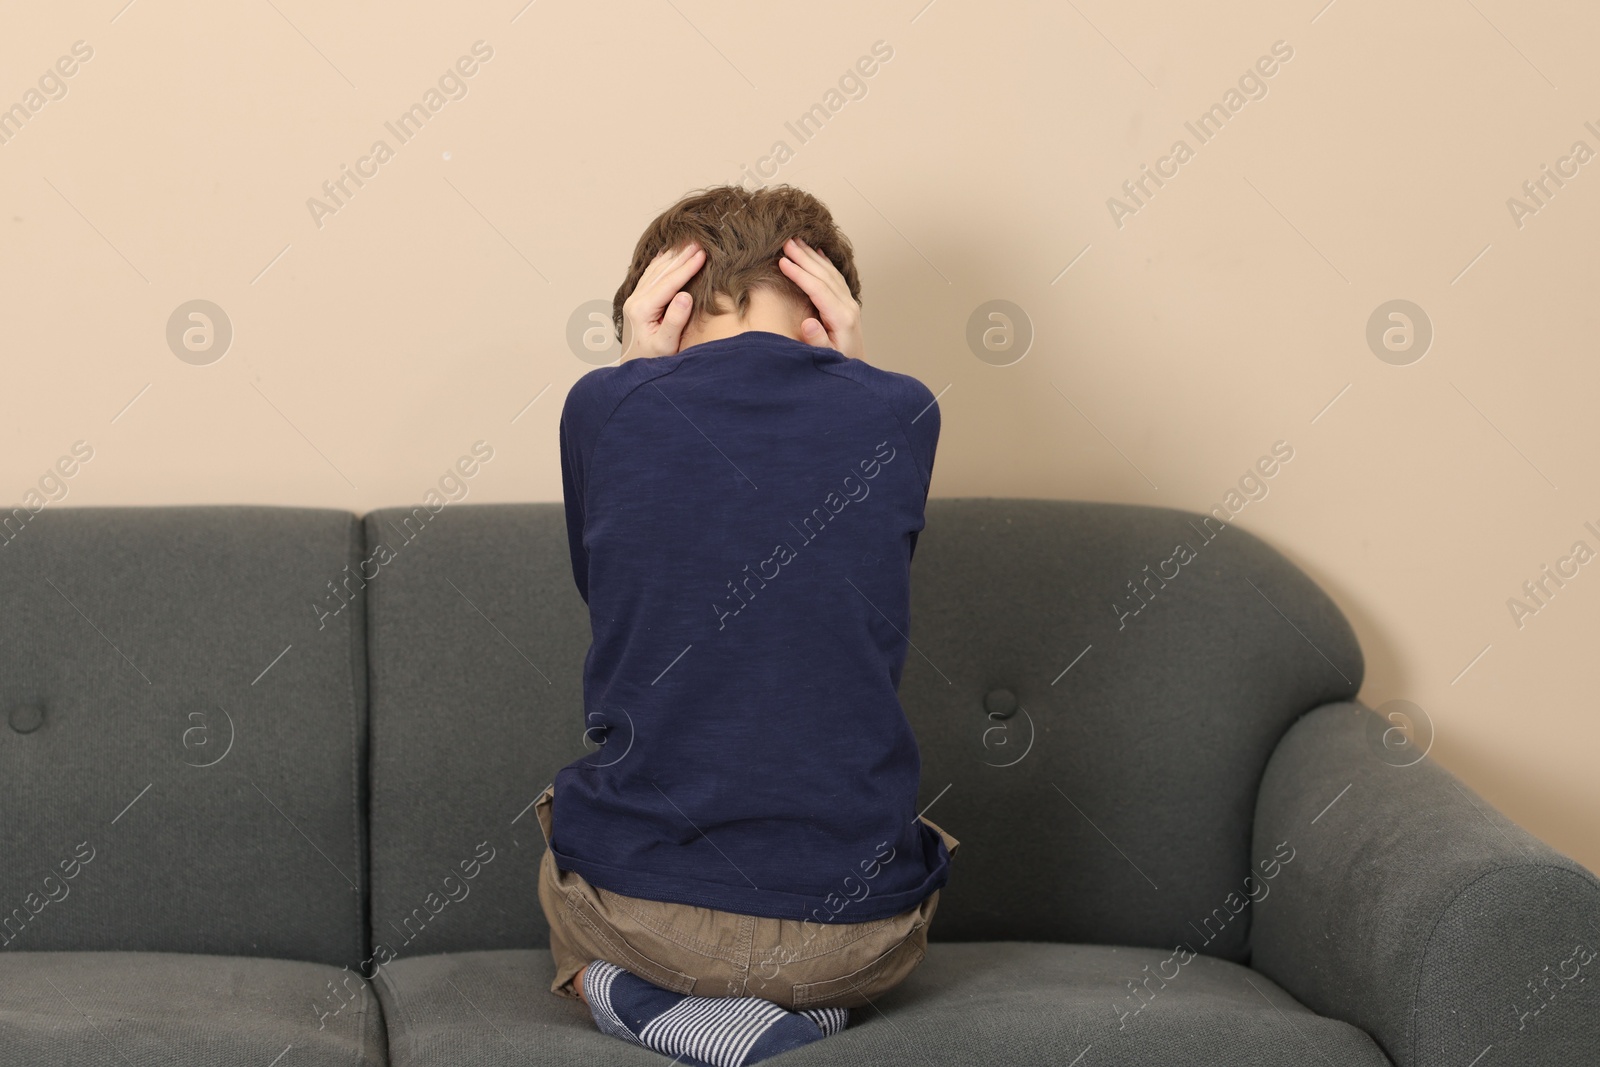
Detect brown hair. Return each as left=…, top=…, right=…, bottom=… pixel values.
left=612, top=184, right=861, bottom=340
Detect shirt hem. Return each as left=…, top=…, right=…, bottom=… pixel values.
left=548, top=839, right=951, bottom=924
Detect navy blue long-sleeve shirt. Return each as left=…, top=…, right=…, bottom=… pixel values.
left=552, top=329, right=949, bottom=923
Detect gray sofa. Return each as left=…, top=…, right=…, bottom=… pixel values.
left=2, top=500, right=1595, bottom=1066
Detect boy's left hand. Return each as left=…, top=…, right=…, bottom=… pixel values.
left=780, top=238, right=864, bottom=361
left=619, top=242, right=706, bottom=362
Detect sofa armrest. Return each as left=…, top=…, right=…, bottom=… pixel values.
left=1250, top=701, right=1600, bottom=1067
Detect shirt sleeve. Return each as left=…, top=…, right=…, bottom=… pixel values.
left=902, top=378, right=940, bottom=562
left=906, top=381, right=940, bottom=495
left=559, top=397, right=590, bottom=605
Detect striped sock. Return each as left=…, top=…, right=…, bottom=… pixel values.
left=582, top=959, right=845, bottom=1067
left=798, top=1006, right=850, bottom=1036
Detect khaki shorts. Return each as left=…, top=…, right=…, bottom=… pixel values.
left=534, top=783, right=959, bottom=1010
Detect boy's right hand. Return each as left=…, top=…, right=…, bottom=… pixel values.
left=780, top=237, right=865, bottom=362
left=619, top=242, right=705, bottom=362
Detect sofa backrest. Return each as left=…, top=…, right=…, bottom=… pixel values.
left=898, top=499, right=1360, bottom=960
left=364, top=498, right=1362, bottom=962
left=363, top=503, right=589, bottom=963
left=0, top=507, right=369, bottom=969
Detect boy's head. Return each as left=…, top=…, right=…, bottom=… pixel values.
left=612, top=184, right=861, bottom=341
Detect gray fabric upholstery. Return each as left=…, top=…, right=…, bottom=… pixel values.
left=374, top=943, right=1391, bottom=1065
left=364, top=504, right=589, bottom=961
left=0, top=507, right=369, bottom=969
left=898, top=499, right=1363, bottom=959
left=0, top=951, right=385, bottom=1066
left=1252, top=702, right=1600, bottom=1067
left=10, top=499, right=1594, bottom=1064
left=362, top=499, right=1363, bottom=966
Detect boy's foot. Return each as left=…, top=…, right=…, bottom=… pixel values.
left=580, top=959, right=848, bottom=1067
left=797, top=1005, right=851, bottom=1036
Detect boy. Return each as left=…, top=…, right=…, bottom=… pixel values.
left=540, top=184, right=958, bottom=1067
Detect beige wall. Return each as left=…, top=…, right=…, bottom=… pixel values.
left=3, top=2, right=1595, bottom=873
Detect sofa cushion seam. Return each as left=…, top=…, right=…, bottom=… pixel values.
left=351, top=973, right=370, bottom=1067
left=374, top=963, right=412, bottom=1064
left=347, top=512, right=364, bottom=966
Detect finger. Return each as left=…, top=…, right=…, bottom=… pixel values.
left=799, top=316, right=832, bottom=348
left=785, top=236, right=824, bottom=265
left=634, top=244, right=686, bottom=292
left=658, top=290, right=694, bottom=342
left=660, top=246, right=705, bottom=290
left=783, top=239, right=850, bottom=306
left=784, top=238, right=843, bottom=286
left=783, top=238, right=832, bottom=279
left=636, top=242, right=700, bottom=296
left=633, top=247, right=705, bottom=321
left=642, top=247, right=705, bottom=308
left=778, top=254, right=830, bottom=306
left=780, top=255, right=847, bottom=326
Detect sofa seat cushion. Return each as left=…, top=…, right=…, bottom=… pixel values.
left=375, top=942, right=1391, bottom=1066
left=0, top=951, right=386, bottom=1066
